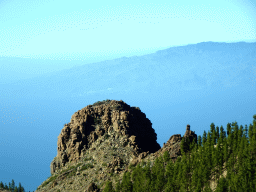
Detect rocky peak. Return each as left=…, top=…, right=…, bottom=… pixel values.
left=183, top=124, right=197, bottom=144
left=50, top=99, right=161, bottom=175
left=37, top=100, right=198, bottom=192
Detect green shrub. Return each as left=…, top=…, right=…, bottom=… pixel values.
left=41, top=175, right=58, bottom=188
left=80, top=163, right=94, bottom=171
left=92, top=99, right=111, bottom=106
left=102, top=180, right=114, bottom=192
left=84, top=156, right=93, bottom=161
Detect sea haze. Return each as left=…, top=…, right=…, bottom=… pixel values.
left=0, top=41, right=256, bottom=191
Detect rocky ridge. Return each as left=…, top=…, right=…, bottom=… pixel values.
left=36, top=100, right=197, bottom=192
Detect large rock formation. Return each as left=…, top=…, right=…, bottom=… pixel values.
left=37, top=100, right=197, bottom=192
left=50, top=99, right=161, bottom=175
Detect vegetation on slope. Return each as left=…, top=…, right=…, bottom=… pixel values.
left=102, top=114, right=256, bottom=192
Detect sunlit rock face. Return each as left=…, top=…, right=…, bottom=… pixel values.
left=50, top=99, right=161, bottom=174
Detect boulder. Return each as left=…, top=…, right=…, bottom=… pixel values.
left=86, top=182, right=99, bottom=192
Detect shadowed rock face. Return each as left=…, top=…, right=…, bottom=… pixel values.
left=50, top=100, right=161, bottom=174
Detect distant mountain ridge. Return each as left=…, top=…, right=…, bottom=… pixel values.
left=1, top=41, right=255, bottom=101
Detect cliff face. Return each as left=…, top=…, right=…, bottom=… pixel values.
left=50, top=99, right=161, bottom=175
left=36, top=100, right=197, bottom=192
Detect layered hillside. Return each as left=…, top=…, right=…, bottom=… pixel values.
left=36, top=99, right=197, bottom=192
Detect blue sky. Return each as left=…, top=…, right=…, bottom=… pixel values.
left=0, top=0, right=256, bottom=61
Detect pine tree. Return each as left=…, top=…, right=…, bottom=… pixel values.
left=215, top=177, right=229, bottom=192
left=212, top=141, right=220, bottom=178
left=202, top=130, right=207, bottom=147
left=190, top=166, right=199, bottom=191
left=206, top=131, right=212, bottom=169
left=238, top=125, right=244, bottom=145
left=245, top=124, right=248, bottom=138
left=131, top=163, right=145, bottom=192
left=20, top=185, right=25, bottom=192
left=253, top=114, right=256, bottom=123
left=224, top=139, right=231, bottom=170
left=14, top=186, right=18, bottom=192
left=248, top=124, right=253, bottom=146
left=164, top=158, right=175, bottom=192
left=216, top=126, right=220, bottom=142
left=10, top=179, right=15, bottom=191
left=251, top=116, right=256, bottom=159
left=163, top=150, right=170, bottom=165
left=150, top=156, right=166, bottom=192
left=143, top=160, right=152, bottom=191
left=198, top=135, right=202, bottom=148
left=218, top=125, right=224, bottom=148
left=180, top=137, right=190, bottom=155
left=210, top=123, right=217, bottom=145
left=103, top=180, right=115, bottom=192
left=18, top=182, right=22, bottom=192
left=114, top=180, right=121, bottom=192
left=227, top=123, right=231, bottom=136
left=181, top=154, right=190, bottom=191
left=174, top=157, right=182, bottom=190
left=232, top=121, right=239, bottom=150
left=121, top=171, right=133, bottom=192
left=0, top=181, right=3, bottom=189
left=227, top=122, right=234, bottom=158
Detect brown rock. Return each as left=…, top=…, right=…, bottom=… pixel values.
left=148, top=125, right=197, bottom=164
left=130, top=151, right=150, bottom=166
left=50, top=99, right=161, bottom=174
left=183, top=124, right=197, bottom=144
left=86, top=182, right=99, bottom=192
left=152, top=134, right=183, bottom=164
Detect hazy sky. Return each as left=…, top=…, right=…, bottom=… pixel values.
left=0, top=0, right=256, bottom=60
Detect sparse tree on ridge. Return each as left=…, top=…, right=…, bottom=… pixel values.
left=11, top=179, right=15, bottom=191
left=202, top=130, right=207, bottom=146
left=216, top=125, right=220, bottom=142
left=244, top=124, right=248, bottom=138
left=210, top=123, right=217, bottom=145
left=197, top=135, right=202, bottom=147
left=14, top=186, right=18, bottom=192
